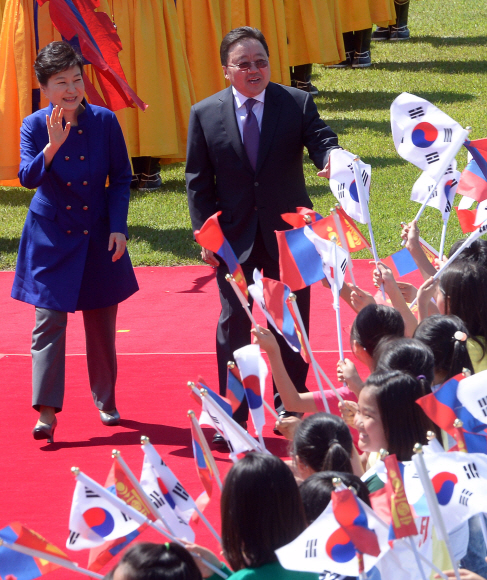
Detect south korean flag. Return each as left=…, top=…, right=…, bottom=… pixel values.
left=411, top=159, right=460, bottom=221
left=67, top=480, right=141, bottom=550
left=329, top=149, right=371, bottom=224
left=391, top=93, right=464, bottom=178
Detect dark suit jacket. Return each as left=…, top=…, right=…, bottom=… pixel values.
left=186, top=82, right=339, bottom=262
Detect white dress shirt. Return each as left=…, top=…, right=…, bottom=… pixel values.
left=232, top=86, right=265, bottom=142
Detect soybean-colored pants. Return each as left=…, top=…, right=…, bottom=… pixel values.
left=31, top=305, right=118, bottom=413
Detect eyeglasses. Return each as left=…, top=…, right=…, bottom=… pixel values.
left=226, top=59, right=269, bottom=71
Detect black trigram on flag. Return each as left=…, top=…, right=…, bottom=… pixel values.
left=459, top=488, right=473, bottom=506
left=347, top=162, right=354, bottom=173
left=425, top=152, right=440, bottom=164
left=84, top=486, right=100, bottom=498
left=362, top=170, right=369, bottom=187
left=445, top=200, right=452, bottom=213
left=338, top=183, right=345, bottom=199
left=445, top=164, right=454, bottom=175
left=408, top=106, right=425, bottom=119
left=463, top=462, right=480, bottom=480
left=173, top=482, right=190, bottom=501
left=68, top=530, right=80, bottom=546
left=444, top=128, right=452, bottom=143
left=478, top=396, right=487, bottom=417
left=121, top=511, right=132, bottom=522
left=427, top=185, right=438, bottom=198
left=340, top=258, right=347, bottom=275
left=149, top=490, right=165, bottom=509
left=451, top=178, right=458, bottom=188
left=305, top=538, right=318, bottom=558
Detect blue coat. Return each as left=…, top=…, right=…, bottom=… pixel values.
left=11, top=101, right=139, bottom=312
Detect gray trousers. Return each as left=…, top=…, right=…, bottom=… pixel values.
left=32, top=305, right=118, bottom=413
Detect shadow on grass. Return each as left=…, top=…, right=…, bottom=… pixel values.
left=130, top=178, right=186, bottom=197
left=406, top=35, right=487, bottom=47
left=372, top=61, right=486, bottom=75
left=315, top=89, right=475, bottom=113
left=128, top=225, right=199, bottom=259
left=0, top=237, right=21, bottom=253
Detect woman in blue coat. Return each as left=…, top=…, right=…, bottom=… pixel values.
left=12, top=41, right=139, bottom=443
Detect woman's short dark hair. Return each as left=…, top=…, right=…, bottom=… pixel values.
left=448, top=238, right=487, bottom=268
left=414, top=314, right=473, bottom=380
left=34, top=41, right=84, bottom=86
left=439, top=260, right=487, bottom=357
left=364, top=370, right=440, bottom=460
left=109, top=543, right=202, bottom=580
left=293, top=413, right=353, bottom=474
left=350, top=304, right=405, bottom=354
left=221, top=453, right=306, bottom=571
left=220, top=27, right=269, bottom=66
left=300, top=471, right=371, bottom=525
left=374, top=337, right=435, bottom=388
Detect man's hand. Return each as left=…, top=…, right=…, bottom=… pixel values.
left=108, top=232, right=127, bottom=262
left=317, top=158, right=331, bottom=179
left=201, top=247, right=219, bottom=267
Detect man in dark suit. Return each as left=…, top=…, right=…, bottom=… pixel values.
left=186, top=27, right=340, bottom=435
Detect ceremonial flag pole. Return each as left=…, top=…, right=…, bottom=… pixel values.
left=72, top=468, right=227, bottom=578
left=439, top=219, right=448, bottom=261
left=140, top=437, right=222, bottom=544
left=351, top=157, right=385, bottom=300
left=316, top=364, right=345, bottom=403
left=413, top=128, right=470, bottom=222
left=331, top=206, right=357, bottom=286
left=188, top=411, right=223, bottom=491
left=412, top=445, right=461, bottom=580
left=287, top=293, right=330, bottom=413
left=0, top=538, right=104, bottom=579
left=409, top=217, right=487, bottom=309
left=331, top=236, right=346, bottom=364
left=225, top=274, right=259, bottom=329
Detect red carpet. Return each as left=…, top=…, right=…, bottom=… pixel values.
left=0, top=263, right=422, bottom=578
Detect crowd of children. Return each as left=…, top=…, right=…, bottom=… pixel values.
left=104, top=221, right=487, bottom=580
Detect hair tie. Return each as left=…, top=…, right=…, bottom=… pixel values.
left=416, top=375, right=426, bottom=380
left=454, top=331, right=467, bottom=342
left=329, top=439, right=339, bottom=445
left=165, top=543, right=170, bottom=550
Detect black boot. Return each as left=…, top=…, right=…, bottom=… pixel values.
left=327, top=31, right=354, bottom=68
left=371, top=26, right=391, bottom=41
left=352, top=28, right=372, bottom=68
left=138, top=157, right=162, bottom=191
left=290, top=64, right=318, bottom=95
left=390, top=0, right=410, bottom=40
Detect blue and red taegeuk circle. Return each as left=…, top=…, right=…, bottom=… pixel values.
left=411, top=122, right=439, bottom=148
left=83, top=507, right=116, bottom=537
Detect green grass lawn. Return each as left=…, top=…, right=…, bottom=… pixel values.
left=1, top=0, right=486, bottom=270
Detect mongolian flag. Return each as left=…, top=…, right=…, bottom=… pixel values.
left=416, top=371, right=487, bottom=437
left=190, top=422, right=213, bottom=499
left=280, top=207, right=324, bottom=228
left=0, top=523, right=71, bottom=580
left=383, top=454, right=418, bottom=540
left=248, top=270, right=302, bottom=355
left=459, top=138, right=487, bottom=202
left=335, top=206, right=371, bottom=253
left=197, top=377, right=232, bottom=417
left=233, top=344, right=268, bottom=437
left=455, top=206, right=478, bottom=233
left=37, top=0, right=147, bottom=111
left=226, top=363, right=245, bottom=413
left=382, top=248, right=418, bottom=278
left=331, top=487, right=381, bottom=557
left=194, top=212, right=248, bottom=297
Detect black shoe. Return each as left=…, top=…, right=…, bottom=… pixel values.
left=371, top=26, right=391, bottom=41
left=390, top=24, right=410, bottom=41
left=352, top=51, right=372, bottom=68
left=32, top=416, right=57, bottom=443
left=273, top=410, right=303, bottom=436
left=326, top=51, right=353, bottom=68
left=100, top=409, right=120, bottom=426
